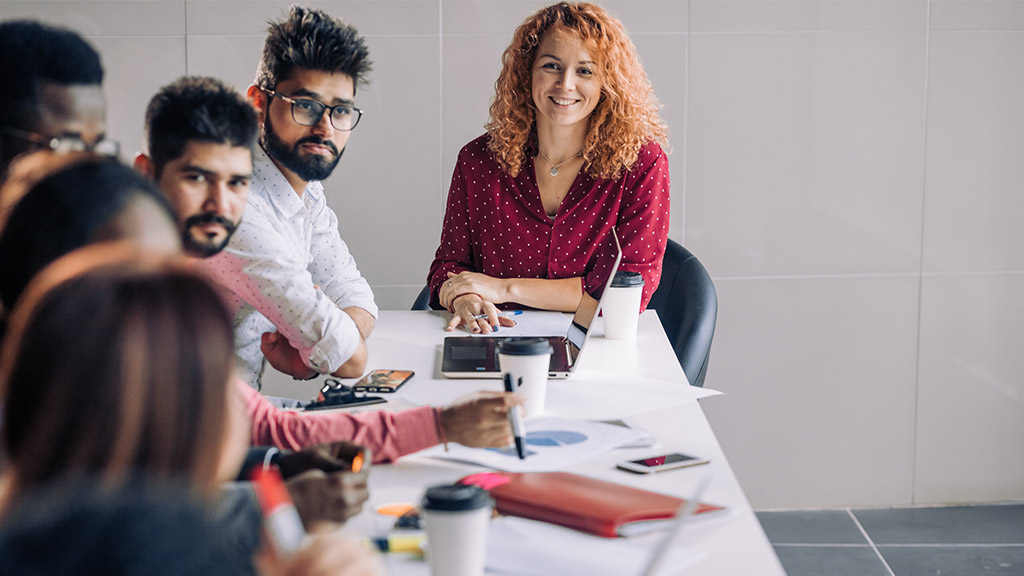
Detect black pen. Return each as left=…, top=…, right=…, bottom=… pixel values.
left=503, top=373, right=527, bottom=460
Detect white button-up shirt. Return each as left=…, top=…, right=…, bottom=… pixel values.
left=198, top=146, right=378, bottom=388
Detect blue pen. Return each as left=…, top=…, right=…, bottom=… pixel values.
left=471, top=310, right=523, bottom=321
left=503, top=373, right=527, bottom=459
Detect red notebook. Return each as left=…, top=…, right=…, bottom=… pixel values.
left=459, top=471, right=723, bottom=539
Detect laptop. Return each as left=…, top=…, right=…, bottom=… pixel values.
left=441, top=229, right=623, bottom=379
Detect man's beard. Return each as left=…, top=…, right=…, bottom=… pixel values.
left=182, top=212, right=238, bottom=258
left=262, top=114, right=343, bottom=182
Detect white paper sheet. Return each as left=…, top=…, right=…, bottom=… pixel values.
left=374, top=517, right=704, bottom=576
left=486, top=516, right=706, bottom=576
left=543, top=372, right=722, bottom=420
left=428, top=417, right=654, bottom=472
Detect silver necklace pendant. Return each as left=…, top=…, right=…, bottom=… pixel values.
left=540, top=149, right=581, bottom=178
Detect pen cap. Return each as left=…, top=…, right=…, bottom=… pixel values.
left=250, top=467, right=306, bottom=556
left=496, top=337, right=553, bottom=357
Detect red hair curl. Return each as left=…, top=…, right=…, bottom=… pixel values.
left=486, top=2, right=669, bottom=179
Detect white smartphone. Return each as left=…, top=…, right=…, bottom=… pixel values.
left=616, top=452, right=710, bottom=474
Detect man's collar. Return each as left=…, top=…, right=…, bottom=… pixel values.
left=252, top=145, right=323, bottom=216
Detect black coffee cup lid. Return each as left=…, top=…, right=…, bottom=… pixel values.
left=496, top=337, right=553, bottom=356
left=422, top=484, right=493, bottom=511
left=611, top=271, right=644, bottom=288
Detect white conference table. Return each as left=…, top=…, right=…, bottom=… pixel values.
left=269, top=310, right=784, bottom=575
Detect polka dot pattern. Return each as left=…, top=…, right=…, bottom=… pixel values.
left=196, top=146, right=377, bottom=388
left=427, top=134, right=671, bottom=310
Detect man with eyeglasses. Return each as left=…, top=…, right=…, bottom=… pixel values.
left=0, top=21, right=119, bottom=178
left=196, top=6, right=376, bottom=390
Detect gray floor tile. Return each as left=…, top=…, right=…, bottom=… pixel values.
left=757, top=510, right=869, bottom=544
left=853, top=504, right=1024, bottom=545
left=773, top=545, right=891, bottom=576
left=879, top=545, right=1024, bottom=575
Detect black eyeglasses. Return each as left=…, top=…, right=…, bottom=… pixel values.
left=0, top=127, right=120, bottom=157
left=264, top=89, right=363, bottom=131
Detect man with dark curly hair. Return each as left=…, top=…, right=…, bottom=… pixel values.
left=196, top=6, right=377, bottom=390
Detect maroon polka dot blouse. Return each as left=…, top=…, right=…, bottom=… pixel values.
left=428, top=134, right=670, bottom=311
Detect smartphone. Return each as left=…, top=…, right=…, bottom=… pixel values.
left=352, top=369, right=415, bottom=393
left=303, top=396, right=386, bottom=411
left=616, top=452, right=710, bottom=474
left=304, top=379, right=387, bottom=411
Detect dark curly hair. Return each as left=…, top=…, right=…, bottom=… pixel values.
left=254, top=5, right=372, bottom=93
left=486, top=2, right=668, bottom=179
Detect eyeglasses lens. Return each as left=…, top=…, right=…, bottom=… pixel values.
left=290, top=100, right=358, bottom=131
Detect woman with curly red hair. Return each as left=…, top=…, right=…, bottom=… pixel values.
left=428, top=2, right=671, bottom=333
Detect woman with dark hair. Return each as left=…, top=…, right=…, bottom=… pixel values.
left=429, top=2, right=671, bottom=333
left=0, top=245, right=247, bottom=500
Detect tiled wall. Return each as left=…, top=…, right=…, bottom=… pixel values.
left=2, top=0, right=1021, bottom=509
left=689, top=0, right=1024, bottom=508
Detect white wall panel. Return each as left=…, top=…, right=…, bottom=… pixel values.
left=690, top=0, right=925, bottom=33
left=930, top=0, right=1024, bottom=31
left=922, top=32, right=1024, bottom=273
left=686, top=30, right=927, bottom=277
left=332, top=35, right=442, bottom=292
left=702, top=275, right=920, bottom=508
left=92, top=36, right=188, bottom=157
left=186, top=1, right=437, bottom=36
left=915, top=273, right=1024, bottom=503
left=0, top=1, right=184, bottom=35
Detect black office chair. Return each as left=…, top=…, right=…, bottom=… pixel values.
left=647, top=239, right=717, bottom=387
left=412, top=285, right=431, bottom=310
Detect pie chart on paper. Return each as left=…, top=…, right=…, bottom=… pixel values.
left=524, top=430, right=587, bottom=447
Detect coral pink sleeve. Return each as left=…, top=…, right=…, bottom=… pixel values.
left=237, top=380, right=440, bottom=463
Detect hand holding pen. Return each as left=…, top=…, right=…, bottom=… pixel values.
left=446, top=297, right=518, bottom=334
left=503, top=373, right=527, bottom=460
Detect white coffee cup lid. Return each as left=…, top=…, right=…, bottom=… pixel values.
left=422, top=484, right=493, bottom=511
left=611, top=271, right=644, bottom=288
left=496, top=337, right=553, bottom=356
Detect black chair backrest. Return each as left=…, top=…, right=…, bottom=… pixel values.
left=646, top=239, right=717, bottom=387
left=412, top=285, right=431, bottom=310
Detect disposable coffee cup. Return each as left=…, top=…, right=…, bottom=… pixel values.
left=421, top=484, right=493, bottom=576
left=603, top=271, right=644, bottom=340
left=497, top=337, right=553, bottom=418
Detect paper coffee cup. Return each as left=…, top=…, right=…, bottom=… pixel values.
left=603, top=271, right=644, bottom=340
left=421, top=484, right=493, bottom=576
left=497, top=337, right=553, bottom=418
